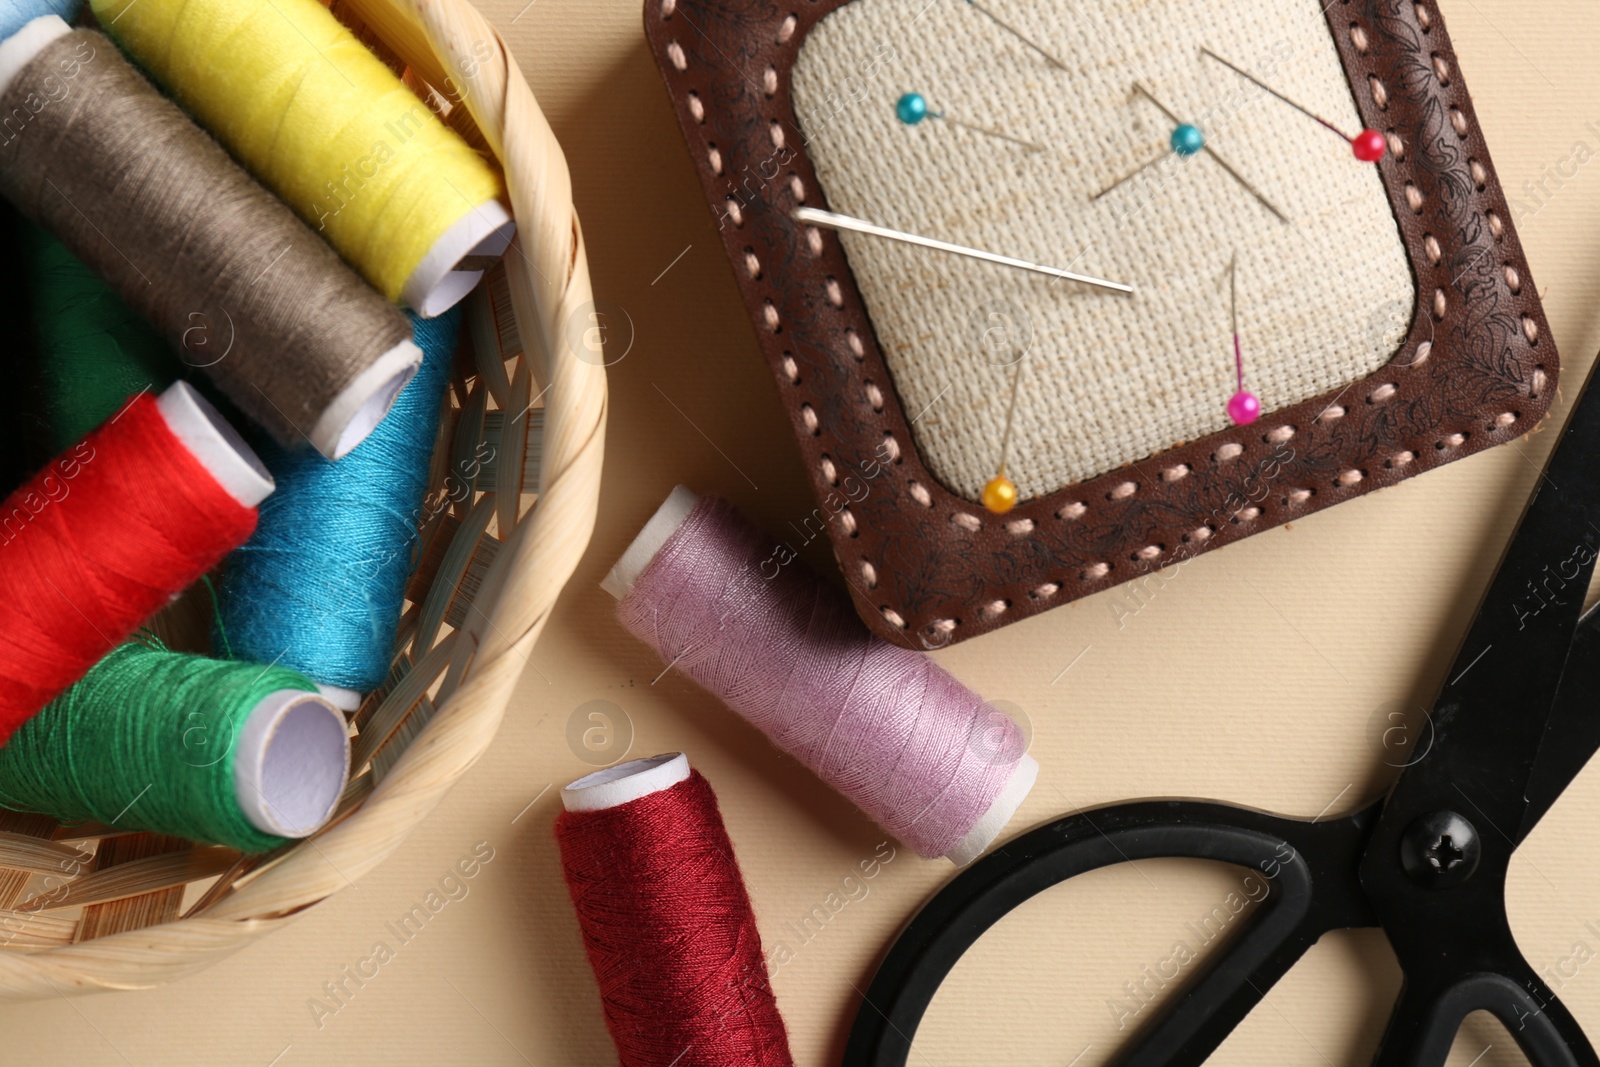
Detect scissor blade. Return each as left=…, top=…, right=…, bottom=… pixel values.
left=1520, top=602, right=1600, bottom=839
left=1368, top=353, right=1600, bottom=878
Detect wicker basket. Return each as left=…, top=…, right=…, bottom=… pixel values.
left=0, top=0, right=605, bottom=997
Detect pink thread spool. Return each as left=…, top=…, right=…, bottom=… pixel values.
left=602, top=488, right=1037, bottom=865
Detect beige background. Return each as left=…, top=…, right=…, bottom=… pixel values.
left=2, top=0, right=1599, bottom=1063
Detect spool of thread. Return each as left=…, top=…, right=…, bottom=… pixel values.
left=556, top=754, right=796, bottom=1067
left=0, top=381, right=270, bottom=742
left=604, top=489, right=1038, bottom=865
left=0, top=638, right=349, bottom=850
left=0, top=203, right=49, bottom=491
left=91, top=0, right=513, bottom=317
left=19, top=218, right=178, bottom=450
left=0, top=18, right=422, bottom=459
left=219, top=307, right=463, bottom=709
left=0, top=0, right=75, bottom=50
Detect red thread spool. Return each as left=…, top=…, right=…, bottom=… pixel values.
left=556, top=754, right=795, bottom=1067
left=0, top=383, right=267, bottom=741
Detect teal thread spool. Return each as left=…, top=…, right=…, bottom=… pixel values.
left=219, top=308, right=463, bottom=708
left=19, top=217, right=460, bottom=710
left=0, top=0, right=82, bottom=45
left=0, top=639, right=349, bottom=851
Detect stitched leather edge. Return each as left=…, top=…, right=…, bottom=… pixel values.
left=645, top=0, right=1557, bottom=650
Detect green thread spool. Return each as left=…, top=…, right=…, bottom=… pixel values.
left=0, top=205, right=47, bottom=491
left=19, top=218, right=177, bottom=450
left=19, top=219, right=263, bottom=462
left=0, top=19, right=421, bottom=459
left=0, top=639, right=350, bottom=852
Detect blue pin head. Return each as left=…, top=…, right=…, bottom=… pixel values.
left=896, top=92, right=930, bottom=126
left=1170, top=123, right=1205, bottom=157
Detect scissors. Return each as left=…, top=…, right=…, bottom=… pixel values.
left=843, top=354, right=1600, bottom=1066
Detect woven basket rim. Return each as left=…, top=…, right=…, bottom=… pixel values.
left=0, top=0, right=605, bottom=998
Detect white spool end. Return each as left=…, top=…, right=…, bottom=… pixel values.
left=561, top=752, right=690, bottom=813
left=0, top=15, right=69, bottom=99
left=944, top=753, right=1039, bottom=867
left=156, top=381, right=274, bottom=508
left=402, top=201, right=516, bottom=319
left=601, top=485, right=700, bottom=600
left=310, top=339, right=423, bottom=460
left=233, top=690, right=351, bottom=838
left=316, top=683, right=364, bottom=712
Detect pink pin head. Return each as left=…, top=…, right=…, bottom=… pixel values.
left=1228, top=391, right=1261, bottom=425
left=1353, top=129, right=1387, bottom=162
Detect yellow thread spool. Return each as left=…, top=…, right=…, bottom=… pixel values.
left=90, top=0, right=511, bottom=315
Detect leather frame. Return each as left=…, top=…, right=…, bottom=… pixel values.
left=645, top=0, right=1557, bottom=650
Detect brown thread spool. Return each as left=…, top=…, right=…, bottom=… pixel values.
left=0, top=18, right=420, bottom=458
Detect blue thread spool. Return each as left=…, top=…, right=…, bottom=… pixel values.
left=0, top=0, right=81, bottom=44
left=218, top=307, right=463, bottom=709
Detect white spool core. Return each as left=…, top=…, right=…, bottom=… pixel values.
left=944, top=753, right=1038, bottom=866
left=561, top=753, right=690, bottom=813
left=401, top=201, right=516, bottom=319
left=601, top=485, right=699, bottom=600
left=316, top=683, right=363, bottom=712
left=156, top=381, right=274, bottom=508
left=0, top=16, right=68, bottom=99
left=310, top=339, right=422, bottom=460
left=604, top=485, right=1037, bottom=865
left=233, top=690, right=351, bottom=837
left=0, top=17, right=455, bottom=457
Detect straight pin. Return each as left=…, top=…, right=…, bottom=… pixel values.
left=963, top=0, right=1067, bottom=70
left=1131, top=82, right=1289, bottom=223
left=982, top=348, right=1028, bottom=514
left=792, top=207, right=1134, bottom=293
left=896, top=92, right=1043, bottom=153
left=1225, top=254, right=1260, bottom=424
left=1201, top=47, right=1387, bottom=162
left=1091, top=147, right=1171, bottom=201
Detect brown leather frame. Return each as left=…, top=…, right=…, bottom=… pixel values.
left=645, top=0, right=1556, bottom=650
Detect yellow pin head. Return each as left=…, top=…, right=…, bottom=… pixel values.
left=982, top=474, right=1018, bottom=515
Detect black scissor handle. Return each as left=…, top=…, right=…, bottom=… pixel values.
left=1371, top=942, right=1598, bottom=1067
left=843, top=800, right=1379, bottom=1067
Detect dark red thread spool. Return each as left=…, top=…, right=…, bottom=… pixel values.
left=0, top=383, right=266, bottom=741
left=556, top=753, right=795, bottom=1067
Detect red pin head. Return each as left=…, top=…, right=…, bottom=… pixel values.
left=1353, top=129, right=1387, bottom=163
left=1201, top=49, right=1390, bottom=166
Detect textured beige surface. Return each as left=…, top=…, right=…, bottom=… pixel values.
left=791, top=0, right=1414, bottom=500
left=0, top=1, right=1596, bottom=1064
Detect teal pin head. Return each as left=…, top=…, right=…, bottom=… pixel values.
left=1170, top=123, right=1205, bottom=157
left=896, top=92, right=931, bottom=125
